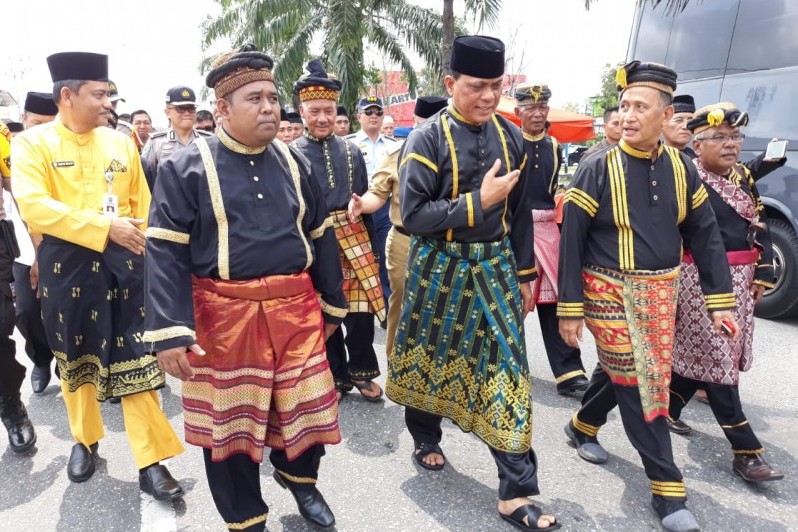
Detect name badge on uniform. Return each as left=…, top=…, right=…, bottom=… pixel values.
left=103, top=193, right=119, bottom=217
left=103, top=171, right=118, bottom=217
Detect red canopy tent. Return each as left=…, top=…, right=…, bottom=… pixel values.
left=496, top=96, right=596, bottom=144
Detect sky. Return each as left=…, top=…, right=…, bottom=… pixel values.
left=2, top=0, right=635, bottom=127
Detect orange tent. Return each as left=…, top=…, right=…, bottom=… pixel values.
left=496, top=96, right=596, bottom=144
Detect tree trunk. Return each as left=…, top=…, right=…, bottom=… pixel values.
left=439, top=0, right=454, bottom=92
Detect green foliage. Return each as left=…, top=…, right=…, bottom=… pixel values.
left=594, top=62, right=622, bottom=115
left=202, top=0, right=445, bottom=115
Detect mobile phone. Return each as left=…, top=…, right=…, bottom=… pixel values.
left=765, top=139, right=788, bottom=160
left=721, top=319, right=737, bottom=337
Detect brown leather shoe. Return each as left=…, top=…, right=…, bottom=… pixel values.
left=733, top=454, right=784, bottom=482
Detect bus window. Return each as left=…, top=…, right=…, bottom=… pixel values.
left=629, top=3, right=672, bottom=64
left=727, top=0, right=798, bottom=73
left=665, top=0, right=739, bottom=81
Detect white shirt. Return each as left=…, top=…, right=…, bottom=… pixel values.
left=4, top=190, right=35, bottom=266
left=347, top=130, right=398, bottom=181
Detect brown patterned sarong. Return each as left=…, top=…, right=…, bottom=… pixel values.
left=582, top=265, right=680, bottom=422
left=673, top=250, right=757, bottom=385
left=184, top=272, right=341, bottom=462
left=329, top=209, right=386, bottom=322
left=531, top=209, right=560, bottom=304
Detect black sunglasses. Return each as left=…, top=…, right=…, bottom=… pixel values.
left=362, top=109, right=384, bottom=117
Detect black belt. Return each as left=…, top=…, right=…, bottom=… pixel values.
left=394, top=226, right=411, bottom=237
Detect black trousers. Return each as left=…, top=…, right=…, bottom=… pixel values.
left=669, top=373, right=763, bottom=454
left=405, top=407, right=540, bottom=500
left=326, top=311, right=379, bottom=388
left=204, top=445, right=325, bottom=532
left=373, top=202, right=392, bottom=307
left=536, top=303, right=585, bottom=386
left=0, top=226, right=23, bottom=399
left=575, top=365, right=685, bottom=502
left=12, top=262, right=52, bottom=368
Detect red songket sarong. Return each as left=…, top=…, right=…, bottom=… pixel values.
left=184, top=272, right=341, bottom=462
left=582, top=265, right=680, bottom=422
left=531, top=209, right=560, bottom=304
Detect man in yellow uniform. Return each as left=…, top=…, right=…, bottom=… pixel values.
left=12, top=51, right=185, bottom=500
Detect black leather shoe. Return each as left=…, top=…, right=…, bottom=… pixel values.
left=668, top=417, right=693, bottom=435
left=67, top=442, right=98, bottom=483
left=139, top=464, right=184, bottom=501
left=0, top=395, right=37, bottom=453
left=31, top=365, right=52, bottom=394
left=108, top=396, right=122, bottom=404
left=273, top=471, right=335, bottom=529
left=557, top=375, right=590, bottom=395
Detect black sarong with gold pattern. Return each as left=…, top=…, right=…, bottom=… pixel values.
left=38, top=236, right=164, bottom=400
left=386, top=236, right=532, bottom=453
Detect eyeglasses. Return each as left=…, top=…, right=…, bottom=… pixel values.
left=669, top=117, right=690, bottom=125
left=362, top=109, right=384, bottom=117
left=197, top=125, right=215, bottom=132
left=168, top=106, right=197, bottom=114
left=695, top=133, right=745, bottom=143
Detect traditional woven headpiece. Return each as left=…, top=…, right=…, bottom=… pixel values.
left=515, top=83, right=551, bottom=105
left=294, top=59, right=342, bottom=102
left=687, top=102, right=748, bottom=135
left=206, top=44, right=274, bottom=99
left=616, top=60, right=677, bottom=96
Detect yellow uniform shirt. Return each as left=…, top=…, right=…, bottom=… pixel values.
left=0, top=122, right=11, bottom=178
left=11, top=117, right=150, bottom=252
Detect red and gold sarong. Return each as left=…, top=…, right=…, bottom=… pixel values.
left=184, top=272, right=341, bottom=462
left=673, top=250, right=757, bottom=385
left=582, top=265, right=680, bottom=421
left=531, top=209, right=560, bottom=304
left=330, top=209, right=386, bottom=322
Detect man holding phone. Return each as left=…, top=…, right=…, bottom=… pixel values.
left=668, top=102, right=784, bottom=484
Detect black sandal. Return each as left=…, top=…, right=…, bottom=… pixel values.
left=351, top=380, right=383, bottom=402
left=413, top=442, right=446, bottom=471
left=499, top=504, right=561, bottom=531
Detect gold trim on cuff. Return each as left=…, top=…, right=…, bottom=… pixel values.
left=276, top=470, right=316, bottom=484
left=555, top=370, right=586, bottom=384
left=319, top=297, right=348, bottom=318
left=145, top=227, right=190, bottom=244
left=142, top=326, right=196, bottom=344
left=227, top=513, right=268, bottom=530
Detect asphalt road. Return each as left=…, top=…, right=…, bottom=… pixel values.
left=1, top=315, right=796, bottom=532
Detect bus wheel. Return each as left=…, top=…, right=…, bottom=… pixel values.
left=755, top=219, right=798, bottom=319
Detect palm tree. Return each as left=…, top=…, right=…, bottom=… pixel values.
left=202, top=0, right=444, bottom=113
left=439, top=0, right=503, bottom=87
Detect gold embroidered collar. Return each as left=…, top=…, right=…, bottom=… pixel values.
left=217, top=127, right=266, bottom=154
left=620, top=139, right=664, bottom=160
left=522, top=130, right=546, bottom=142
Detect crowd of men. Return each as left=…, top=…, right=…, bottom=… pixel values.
left=0, top=34, right=787, bottom=532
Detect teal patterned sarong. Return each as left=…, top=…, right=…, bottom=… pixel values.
left=385, top=236, right=532, bottom=453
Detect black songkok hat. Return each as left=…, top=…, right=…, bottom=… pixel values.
left=6, top=122, right=24, bottom=133
left=286, top=111, right=303, bottom=124
left=616, top=60, right=677, bottom=96
left=280, top=108, right=289, bottom=122
left=687, top=102, right=749, bottom=135
left=515, top=83, right=552, bottom=105
left=414, top=96, right=448, bottom=119
left=336, top=105, right=349, bottom=117
left=24, top=91, right=58, bottom=116
left=206, top=44, right=274, bottom=99
left=46, top=52, right=109, bottom=82
left=293, top=59, right=342, bottom=101
left=450, top=35, right=505, bottom=79
left=672, top=94, right=695, bottom=114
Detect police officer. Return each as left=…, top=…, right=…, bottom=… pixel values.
left=107, top=80, right=133, bottom=136
left=141, top=86, right=211, bottom=188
